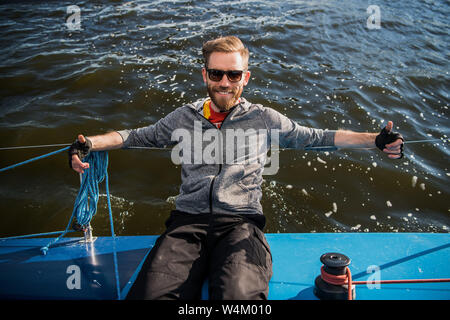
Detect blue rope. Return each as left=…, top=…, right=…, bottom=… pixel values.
left=0, top=147, right=121, bottom=299
left=41, top=151, right=121, bottom=299
left=0, top=146, right=73, bottom=243
left=105, top=166, right=121, bottom=300
left=0, top=146, right=70, bottom=172
left=0, top=230, right=72, bottom=241
left=39, top=151, right=108, bottom=254
left=72, top=151, right=108, bottom=226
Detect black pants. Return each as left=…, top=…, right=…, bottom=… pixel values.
left=126, top=210, right=273, bottom=300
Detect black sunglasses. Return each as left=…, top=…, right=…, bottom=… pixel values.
left=206, top=68, right=245, bottom=82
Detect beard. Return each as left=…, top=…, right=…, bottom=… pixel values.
left=206, top=82, right=243, bottom=112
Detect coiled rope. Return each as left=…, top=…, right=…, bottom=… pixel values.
left=39, top=151, right=109, bottom=254
left=44, top=151, right=121, bottom=299
left=0, top=148, right=121, bottom=300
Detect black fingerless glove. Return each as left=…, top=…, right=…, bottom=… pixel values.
left=68, top=137, right=92, bottom=168
left=375, top=126, right=404, bottom=158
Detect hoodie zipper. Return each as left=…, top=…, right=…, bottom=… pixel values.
left=207, top=116, right=227, bottom=215
left=200, top=102, right=238, bottom=214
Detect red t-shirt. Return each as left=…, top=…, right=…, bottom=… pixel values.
left=203, top=100, right=229, bottom=129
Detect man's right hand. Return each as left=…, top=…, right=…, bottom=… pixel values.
left=69, top=135, right=91, bottom=174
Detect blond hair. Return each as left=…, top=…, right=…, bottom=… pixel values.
left=202, top=36, right=249, bottom=69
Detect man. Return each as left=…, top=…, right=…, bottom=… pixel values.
left=69, top=36, right=403, bottom=300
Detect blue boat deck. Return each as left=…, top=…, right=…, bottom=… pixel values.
left=0, top=233, right=449, bottom=300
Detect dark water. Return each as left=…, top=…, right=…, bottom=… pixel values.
left=0, top=0, right=448, bottom=238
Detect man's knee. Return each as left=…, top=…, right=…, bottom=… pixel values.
left=209, top=262, right=271, bottom=300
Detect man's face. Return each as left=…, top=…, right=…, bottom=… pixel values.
left=202, top=51, right=251, bottom=112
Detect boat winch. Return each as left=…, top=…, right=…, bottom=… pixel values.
left=314, top=252, right=355, bottom=300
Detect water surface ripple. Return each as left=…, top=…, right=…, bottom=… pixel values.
left=0, top=0, right=448, bottom=236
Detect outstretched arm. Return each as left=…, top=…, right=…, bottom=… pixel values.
left=334, top=121, right=404, bottom=159
left=86, top=132, right=124, bottom=151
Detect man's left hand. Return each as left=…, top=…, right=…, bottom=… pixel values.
left=375, top=121, right=404, bottom=159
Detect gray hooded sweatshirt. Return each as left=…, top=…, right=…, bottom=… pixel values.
left=118, top=97, right=335, bottom=216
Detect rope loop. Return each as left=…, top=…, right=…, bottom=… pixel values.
left=320, top=266, right=354, bottom=300
left=319, top=264, right=450, bottom=300
left=0, top=147, right=121, bottom=299
left=40, top=151, right=108, bottom=254
left=73, top=151, right=108, bottom=227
